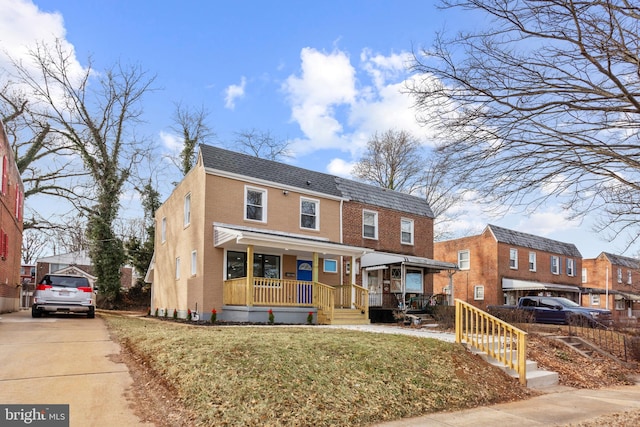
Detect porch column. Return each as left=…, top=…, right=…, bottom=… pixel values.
left=247, top=245, right=254, bottom=306
left=350, top=255, right=356, bottom=285
left=312, top=252, right=319, bottom=304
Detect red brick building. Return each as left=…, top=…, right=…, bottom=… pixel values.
left=433, top=225, right=582, bottom=310
left=581, top=252, right=640, bottom=323
left=0, top=120, right=24, bottom=313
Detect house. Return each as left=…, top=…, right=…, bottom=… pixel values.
left=36, top=250, right=134, bottom=292
left=147, top=144, right=456, bottom=324
left=433, top=225, right=583, bottom=309
left=581, top=252, right=640, bottom=323
left=0, top=120, right=24, bottom=314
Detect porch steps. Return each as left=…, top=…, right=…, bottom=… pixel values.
left=466, top=346, right=559, bottom=389
left=329, top=308, right=370, bottom=325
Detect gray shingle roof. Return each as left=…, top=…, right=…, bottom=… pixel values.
left=487, top=224, right=582, bottom=257
left=199, top=144, right=434, bottom=217
left=602, top=252, right=640, bottom=269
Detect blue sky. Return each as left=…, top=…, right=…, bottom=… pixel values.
left=1, top=0, right=636, bottom=258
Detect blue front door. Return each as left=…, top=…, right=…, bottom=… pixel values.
left=297, top=260, right=313, bottom=303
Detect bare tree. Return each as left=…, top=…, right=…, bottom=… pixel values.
left=10, top=40, right=155, bottom=304
left=170, top=103, right=214, bottom=176
left=21, top=229, right=49, bottom=264
left=408, top=1, right=640, bottom=250
left=233, top=128, right=292, bottom=161
left=352, top=129, right=424, bottom=194
left=1, top=86, right=87, bottom=230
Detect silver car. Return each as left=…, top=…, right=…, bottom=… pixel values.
left=32, top=274, right=95, bottom=318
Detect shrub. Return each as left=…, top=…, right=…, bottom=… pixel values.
left=211, top=308, right=217, bottom=324
left=268, top=309, right=275, bottom=325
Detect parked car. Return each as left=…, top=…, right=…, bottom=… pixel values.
left=32, top=274, right=95, bottom=318
left=488, top=296, right=612, bottom=326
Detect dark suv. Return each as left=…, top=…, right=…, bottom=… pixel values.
left=32, top=274, right=95, bottom=318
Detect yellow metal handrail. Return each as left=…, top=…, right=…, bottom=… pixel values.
left=455, top=299, right=528, bottom=385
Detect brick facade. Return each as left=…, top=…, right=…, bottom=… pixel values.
left=0, top=120, right=24, bottom=313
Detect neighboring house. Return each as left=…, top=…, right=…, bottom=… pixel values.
left=147, top=144, right=455, bottom=324
left=581, top=252, right=640, bottom=323
left=433, top=225, right=583, bottom=309
left=36, top=250, right=134, bottom=291
left=0, top=120, right=24, bottom=314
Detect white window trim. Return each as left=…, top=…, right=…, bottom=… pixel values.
left=474, top=285, right=484, bottom=301
left=582, top=268, right=588, bottom=284
left=400, top=218, right=414, bottom=245
left=509, top=248, right=518, bottom=270
left=161, top=217, right=167, bottom=243
left=191, top=250, right=197, bottom=276
left=175, top=257, right=181, bottom=280
left=590, top=294, right=600, bottom=306
left=300, top=197, right=320, bottom=230
left=244, top=186, right=267, bottom=223
left=566, top=258, right=575, bottom=277
left=458, top=250, right=470, bottom=270
left=617, top=268, right=623, bottom=283
left=323, top=259, right=338, bottom=273
left=362, top=210, right=378, bottom=240
left=628, top=271, right=633, bottom=285
left=551, top=256, right=560, bottom=275
left=184, top=193, right=191, bottom=227
left=529, top=252, right=536, bottom=272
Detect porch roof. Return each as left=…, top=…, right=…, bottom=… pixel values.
left=502, top=278, right=580, bottom=293
left=360, top=251, right=458, bottom=273
left=614, top=291, right=640, bottom=301
left=214, top=224, right=371, bottom=258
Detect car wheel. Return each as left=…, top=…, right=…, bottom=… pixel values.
left=87, top=307, right=95, bottom=319
left=31, top=307, right=42, bottom=318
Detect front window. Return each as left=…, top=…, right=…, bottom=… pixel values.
left=582, top=268, right=588, bottom=283
left=509, top=248, right=518, bottom=269
left=551, top=256, right=560, bottom=274
left=458, top=250, right=470, bottom=270
left=300, top=198, right=319, bottom=230
left=363, top=210, right=378, bottom=239
left=245, top=187, right=267, bottom=222
left=617, top=268, right=623, bottom=283
left=401, top=218, right=414, bottom=245
left=226, top=251, right=281, bottom=279
left=406, top=268, right=423, bottom=293
left=590, top=294, right=600, bottom=306
left=566, top=258, right=575, bottom=276
left=323, top=259, right=337, bottom=273
left=529, top=252, right=536, bottom=271
left=474, top=285, right=485, bottom=300
left=191, top=250, right=197, bottom=276
left=628, top=271, right=633, bottom=285
left=175, top=257, right=180, bottom=280
left=161, top=217, right=166, bottom=243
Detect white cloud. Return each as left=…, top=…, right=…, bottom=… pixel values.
left=224, top=76, right=246, bottom=110
left=159, top=130, right=181, bottom=154
left=515, top=208, right=581, bottom=237
left=326, top=158, right=354, bottom=177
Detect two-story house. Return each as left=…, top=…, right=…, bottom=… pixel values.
left=581, top=252, right=640, bottom=322
left=147, top=144, right=455, bottom=324
left=433, top=225, right=583, bottom=309
left=0, top=120, right=24, bottom=314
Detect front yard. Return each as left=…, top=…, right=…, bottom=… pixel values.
left=103, top=313, right=534, bottom=426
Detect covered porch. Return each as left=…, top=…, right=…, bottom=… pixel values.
left=215, top=224, right=372, bottom=324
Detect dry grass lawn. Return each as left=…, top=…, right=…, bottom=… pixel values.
left=104, top=313, right=535, bottom=426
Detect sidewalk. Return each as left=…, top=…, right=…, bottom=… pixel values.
left=374, top=383, right=640, bottom=426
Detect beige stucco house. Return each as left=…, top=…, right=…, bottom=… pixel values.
left=147, top=145, right=455, bottom=324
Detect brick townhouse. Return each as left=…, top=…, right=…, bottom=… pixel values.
left=433, top=224, right=582, bottom=309
left=0, top=119, right=24, bottom=313
left=581, top=252, right=640, bottom=322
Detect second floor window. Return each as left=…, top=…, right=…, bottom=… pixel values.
left=628, top=271, right=633, bottom=285
left=184, top=193, right=191, bottom=226
left=582, top=268, right=588, bottom=283
left=401, top=219, right=414, bottom=245
left=245, top=187, right=266, bottom=222
left=509, top=248, right=518, bottom=269
left=617, top=268, right=623, bottom=283
left=300, top=198, right=319, bottom=230
left=529, top=252, right=536, bottom=271
left=566, top=258, right=575, bottom=276
left=551, top=256, right=560, bottom=275
left=458, top=250, right=470, bottom=270
left=161, top=217, right=167, bottom=243
left=363, top=210, right=378, bottom=239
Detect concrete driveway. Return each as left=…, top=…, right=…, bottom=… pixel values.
left=0, top=309, right=152, bottom=426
